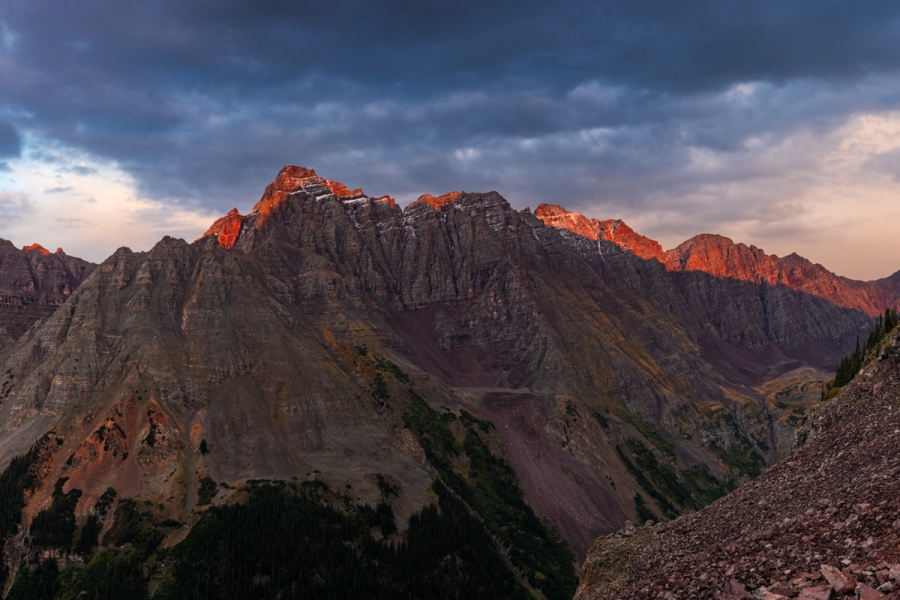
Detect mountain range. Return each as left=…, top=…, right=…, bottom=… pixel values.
left=0, top=166, right=897, bottom=598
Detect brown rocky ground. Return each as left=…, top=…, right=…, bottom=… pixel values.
left=576, top=329, right=900, bottom=599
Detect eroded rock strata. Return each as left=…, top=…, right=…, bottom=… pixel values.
left=0, top=240, right=94, bottom=347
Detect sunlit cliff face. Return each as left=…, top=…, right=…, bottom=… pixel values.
left=534, top=203, right=900, bottom=317
left=410, top=192, right=463, bottom=210
left=199, top=209, right=245, bottom=250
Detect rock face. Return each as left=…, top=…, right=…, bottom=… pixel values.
left=0, top=166, right=896, bottom=568
left=197, top=208, right=244, bottom=249
left=0, top=240, right=95, bottom=345
left=535, top=204, right=900, bottom=318
left=575, top=328, right=900, bottom=599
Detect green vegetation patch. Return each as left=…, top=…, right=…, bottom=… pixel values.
left=403, top=392, right=576, bottom=600
left=374, top=355, right=411, bottom=383
left=6, top=558, right=60, bottom=600
left=618, top=411, right=676, bottom=456
left=372, top=373, right=390, bottom=402
left=155, top=480, right=530, bottom=600
left=58, top=549, right=147, bottom=600
left=825, top=308, right=898, bottom=395
left=591, top=410, right=609, bottom=429
left=633, top=494, right=655, bottom=525
left=94, top=487, right=117, bottom=518
left=102, top=498, right=164, bottom=558
left=196, top=475, right=217, bottom=506
left=617, top=439, right=731, bottom=520
left=30, top=477, right=83, bottom=552
left=0, top=438, right=47, bottom=586
left=73, top=514, right=101, bottom=556
left=712, top=439, right=766, bottom=479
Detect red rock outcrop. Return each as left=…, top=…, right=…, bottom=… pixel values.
left=324, top=178, right=365, bottom=199
left=198, top=208, right=245, bottom=249
left=409, top=191, right=462, bottom=210
left=250, top=165, right=321, bottom=225
left=534, top=204, right=665, bottom=261
left=664, top=235, right=900, bottom=318
left=22, top=243, right=52, bottom=257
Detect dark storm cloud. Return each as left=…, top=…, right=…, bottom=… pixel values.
left=1, top=0, right=900, bottom=215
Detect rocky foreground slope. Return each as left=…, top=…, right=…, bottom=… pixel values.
left=575, top=328, right=900, bottom=599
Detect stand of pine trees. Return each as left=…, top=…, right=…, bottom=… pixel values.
left=0, top=460, right=550, bottom=599
left=824, top=308, right=898, bottom=397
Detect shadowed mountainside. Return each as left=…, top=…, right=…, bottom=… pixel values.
left=0, top=241, right=95, bottom=347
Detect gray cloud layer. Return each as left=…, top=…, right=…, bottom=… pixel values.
left=2, top=0, right=900, bottom=265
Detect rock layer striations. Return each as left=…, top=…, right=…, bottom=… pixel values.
left=0, top=240, right=95, bottom=346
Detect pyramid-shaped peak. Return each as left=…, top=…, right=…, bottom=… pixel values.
left=277, top=165, right=318, bottom=181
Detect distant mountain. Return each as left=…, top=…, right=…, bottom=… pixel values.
left=0, top=167, right=895, bottom=597
left=575, top=325, right=900, bottom=600
left=0, top=240, right=95, bottom=346
left=535, top=204, right=900, bottom=318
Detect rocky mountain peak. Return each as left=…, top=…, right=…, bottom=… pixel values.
left=663, top=233, right=771, bottom=278
left=536, top=202, right=900, bottom=317
left=250, top=165, right=323, bottom=224
left=198, top=208, right=245, bottom=249
left=409, top=191, right=463, bottom=210
left=597, top=218, right=665, bottom=261
left=374, top=195, right=398, bottom=208
left=0, top=242, right=95, bottom=343
left=324, top=178, right=365, bottom=199
left=535, top=203, right=602, bottom=240
left=535, top=203, right=665, bottom=261
left=22, top=243, right=51, bottom=256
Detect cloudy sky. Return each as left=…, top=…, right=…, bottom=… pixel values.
left=1, top=0, right=900, bottom=279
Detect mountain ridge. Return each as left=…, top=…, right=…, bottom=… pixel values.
left=198, top=173, right=900, bottom=321
left=533, top=204, right=900, bottom=318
